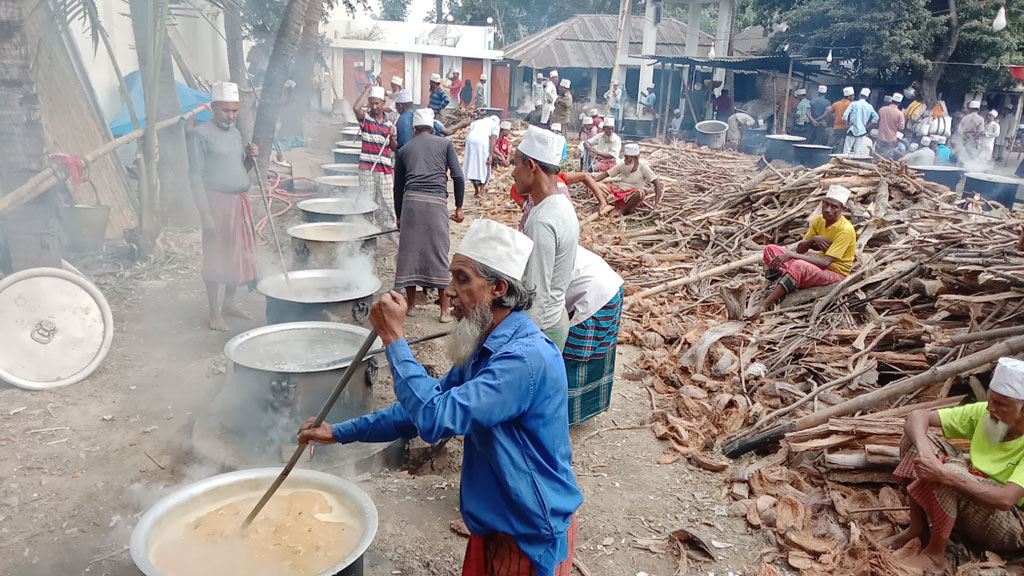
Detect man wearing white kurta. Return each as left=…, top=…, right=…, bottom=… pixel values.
left=542, top=70, right=559, bottom=125
left=462, top=115, right=501, bottom=197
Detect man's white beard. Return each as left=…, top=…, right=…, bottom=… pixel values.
left=447, top=303, right=493, bottom=367
left=983, top=414, right=1011, bottom=444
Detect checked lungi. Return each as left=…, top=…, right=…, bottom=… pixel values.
left=763, top=244, right=845, bottom=289
left=202, top=190, right=257, bottom=286
left=564, top=288, right=623, bottom=426
left=895, top=434, right=1024, bottom=552
left=461, top=515, right=578, bottom=576
left=394, top=192, right=452, bottom=290
left=360, top=168, right=396, bottom=230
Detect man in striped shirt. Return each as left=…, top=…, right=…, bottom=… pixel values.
left=353, top=84, right=398, bottom=228
left=428, top=73, right=450, bottom=116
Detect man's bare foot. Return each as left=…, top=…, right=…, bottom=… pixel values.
left=406, top=306, right=419, bottom=317
left=881, top=528, right=921, bottom=550
left=222, top=305, right=253, bottom=320
left=905, top=552, right=945, bottom=574
left=439, top=313, right=453, bottom=323
left=449, top=519, right=471, bottom=537
left=209, top=315, right=229, bottom=332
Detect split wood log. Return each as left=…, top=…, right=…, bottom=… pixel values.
left=943, top=325, right=1024, bottom=346
left=630, top=253, right=761, bottom=300
left=720, top=282, right=749, bottom=320
left=582, top=205, right=615, bottom=225
left=679, top=322, right=745, bottom=375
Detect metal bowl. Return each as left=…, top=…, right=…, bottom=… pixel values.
left=130, top=468, right=378, bottom=576
left=298, top=198, right=378, bottom=223
left=257, top=270, right=381, bottom=325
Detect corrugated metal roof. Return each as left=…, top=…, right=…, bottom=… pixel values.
left=503, top=14, right=730, bottom=70
left=648, top=55, right=829, bottom=77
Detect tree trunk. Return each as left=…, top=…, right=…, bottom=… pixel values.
left=0, top=0, right=45, bottom=193
left=277, top=0, right=324, bottom=141
left=252, top=0, right=311, bottom=175
left=129, top=0, right=193, bottom=226
left=435, top=0, right=443, bottom=22
left=921, top=0, right=959, bottom=106
left=224, top=1, right=255, bottom=143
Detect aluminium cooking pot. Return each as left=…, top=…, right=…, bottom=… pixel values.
left=322, top=163, right=360, bottom=177
left=911, top=165, right=963, bottom=191
left=288, top=222, right=382, bottom=269
left=316, top=175, right=362, bottom=200
left=764, top=134, right=805, bottom=164
left=793, top=144, right=832, bottom=168
left=963, top=173, right=1022, bottom=210
left=333, top=147, right=362, bottom=165
left=258, top=270, right=381, bottom=325
left=298, top=198, right=378, bottom=223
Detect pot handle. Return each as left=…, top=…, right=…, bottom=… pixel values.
left=269, top=375, right=295, bottom=408
left=294, top=240, right=308, bottom=263
left=365, top=356, right=378, bottom=384
left=352, top=300, right=370, bottom=324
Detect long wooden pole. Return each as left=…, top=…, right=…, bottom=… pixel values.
left=610, top=0, right=632, bottom=87
left=630, top=253, right=761, bottom=300
left=780, top=58, right=793, bottom=133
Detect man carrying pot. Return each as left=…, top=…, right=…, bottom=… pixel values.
left=298, top=218, right=583, bottom=576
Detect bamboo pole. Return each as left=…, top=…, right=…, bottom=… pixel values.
left=630, top=253, right=761, bottom=300
left=780, top=58, right=793, bottom=133
left=610, top=0, right=632, bottom=87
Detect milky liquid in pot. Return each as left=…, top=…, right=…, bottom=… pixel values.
left=150, top=490, right=361, bottom=576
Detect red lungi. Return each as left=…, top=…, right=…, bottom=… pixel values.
left=762, top=244, right=845, bottom=289
left=202, top=191, right=258, bottom=285
left=596, top=159, right=617, bottom=172
left=607, top=184, right=643, bottom=207
left=461, top=516, right=578, bottom=576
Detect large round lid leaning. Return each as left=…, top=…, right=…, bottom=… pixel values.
left=0, top=267, right=114, bottom=390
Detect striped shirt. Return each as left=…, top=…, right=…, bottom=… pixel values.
left=428, top=88, right=450, bottom=113
left=359, top=114, right=394, bottom=174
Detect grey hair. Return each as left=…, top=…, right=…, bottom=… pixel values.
left=474, top=262, right=535, bottom=312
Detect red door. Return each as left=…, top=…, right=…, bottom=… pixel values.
left=462, top=59, right=484, bottom=106
left=381, top=52, right=405, bottom=89
left=490, top=63, right=511, bottom=114
left=421, top=55, right=441, bottom=106
left=343, top=50, right=364, bottom=102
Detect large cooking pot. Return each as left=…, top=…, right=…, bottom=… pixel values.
left=695, top=120, right=728, bottom=149
left=316, top=175, right=362, bottom=200
left=258, top=270, right=381, bottom=325
left=765, top=134, right=806, bottom=163
left=794, top=144, right=832, bottom=168
left=322, top=163, right=360, bottom=177
left=830, top=153, right=873, bottom=163
left=219, top=322, right=381, bottom=447
left=911, top=165, right=963, bottom=191
left=288, top=222, right=382, bottom=269
left=339, top=126, right=361, bottom=144
left=963, top=173, right=1022, bottom=209
left=298, top=198, right=378, bottom=223
left=333, top=147, right=362, bottom=164
left=130, top=468, right=378, bottom=576
left=739, top=127, right=768, bottom=155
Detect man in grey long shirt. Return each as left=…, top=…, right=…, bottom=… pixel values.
left=514, top=126, right=580, bottom=350
left=393, top=108, right=466, bottom=321
left=186, top=81, right=259, bottom=332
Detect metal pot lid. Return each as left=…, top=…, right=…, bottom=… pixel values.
left=964, top=172, right=1024, bottom=185
left=257, top=270, right=381, bottom=303
left=287, top=222, right=381, bottom=242
left=911, top=165, right=963, bottom=172
left=766, top=134, right=806, bottom=142
left=340, top=127, right=361, bottom=135
left=297, top=198, right=378, bottom=216
left=224, top=321, right=382, bottom=373
left=794, top=144, right=831, bottom=150
left=316, top=175, right=361, bottom=188
left=0, top=267, right=113, bottom=390
left=321, top=163, right=359, bottom=172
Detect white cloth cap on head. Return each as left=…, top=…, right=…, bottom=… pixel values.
left=602, top=117, right=615, bottom=128
left=825, top=185, right=852, bottom=206
left=394, top=90, right=413, bottom=104
left=884, top=95, right=893, bottom=103
left=456, top=219, right=535, bottom=282
left=391, top=76, right=404, bottom=87
left=990, top=357, right=1024, bottom=401
left=896, top=131, right=904, bottom=139
left=892, top=93, right=904, bottom=103
left=935, top=135, right=947, bottom=144
left=843, top=87, right=855, bottom=96
left=870, top=128, right=879, bottom=137
left=559, top=79, right=571, bottom=88
left=550, top=123, right=562, bottom=132
left=212, top=82, right=239, bottom=103
left=480, top=73, right=487, bottom=81
left=673, top=108, right=681, bottom=114
left=969, top=100, right=981, bottom=109
left=517, top=125, right=563, bottom=166
left=413, top=108, right=435, bottom=127
left=795, top=88, right=806, bottom=96
left=537, top=73, right=545, bottom=79
left=534, top=100, right=543, bottom=106
left=430, top=73, right=442, bottom=83
left=623, top=143, right=640, bottom=156
left=906, top=88, right=916, bottom=97
left=990, top=110, right=999, bottom=118
left=369, top=86, right=386, bottom=100
left=920, top=136, right=932, bottom=146
left=588, top=108, right=598, bottom=116
left=860, top=87, right=871, bottom=97
left=582, top=117, right=594, bottom=125
left=818, top=85, right=828, bottom=94
left=499, top=121, right=512, bottom=130
left=909, top=143, right=920, bottom=151
left=550, top=70, right=559, bottom=76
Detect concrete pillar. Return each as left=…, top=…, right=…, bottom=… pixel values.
left=638, top=0, right=661, bottom=117
left=685, top=0, right=702, bottom=97
left=713, top=0, right=735, bottom=86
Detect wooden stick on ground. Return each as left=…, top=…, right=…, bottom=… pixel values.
left=630, top=253, right=761, bottom=300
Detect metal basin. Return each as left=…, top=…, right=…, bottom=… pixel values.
left=316, top=175, right=362, bottom=200
left=963, top=173, right=1022, bottom=209
left=765, top=134, right=806, bottom=163
left=911, top=165, right=963, bottom=191
left=333, top=147, right=362, bottom=165
left=130, top=468, right=378, bottom=576
left=258, top=270, right=380, bottom=325
left=339, top=126, right=361, bottom=144
left=322, top=163, right=360, bottom=177
left=298, top=198, right=378, bottom=223
left=288, top=222, right=382, bottom=269
left=794, top=144, right=832, bottom=168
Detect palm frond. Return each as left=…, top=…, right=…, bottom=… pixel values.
left=44, top=0, right=104, bottom=55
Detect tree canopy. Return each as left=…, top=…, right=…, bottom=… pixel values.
left=378, top=0, right=409, bottom=21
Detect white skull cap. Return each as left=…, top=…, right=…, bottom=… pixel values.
left=843, top=87, right=855, bottom=96
left=455, top=219, right=535, bottom=282
left=430, top=73, right=442, bottom=83
left=969, top=100, right=981, bottom=109
left=860, top=87, right=871, bottom=97
left=369, top=86, right=386, bottom=100
left=391, top=76, right=404, bottom=86
left=413, top=108, right=435, bottom=127
left=212, top=82, right=239, bottom=103
left=623, top=143, right=640, bottom=156
left=825, top=185, right=851, bottom=207
left=516, top=125, right=563, bottom=166
left=990, top=357, right=1024, bottom=401
left=818, top=85, right=828, bottom=93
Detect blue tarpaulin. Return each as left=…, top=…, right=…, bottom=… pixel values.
left=109, top=70, right=212, bottom=136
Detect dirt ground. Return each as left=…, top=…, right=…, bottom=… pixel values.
left=0, top=113, right=770, bottom=575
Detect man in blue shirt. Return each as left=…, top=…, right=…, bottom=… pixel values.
left=298, top=218, right=583, bottom=576
left=427, top=73, right=450, bottom=116
left=935, top=135, right=954, bottom=164
left=843, top=87, right=879, bottom=155
left=808, top=85, right=832, bottom=145
left=393, top=90, right=446, bottom=149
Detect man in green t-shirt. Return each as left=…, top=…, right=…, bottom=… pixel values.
left=885, top=357, right=1024, bottom=572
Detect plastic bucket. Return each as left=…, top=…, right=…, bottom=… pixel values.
left=696, top=120, right=728, bottom=149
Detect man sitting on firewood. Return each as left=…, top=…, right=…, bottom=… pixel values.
left=744, top=185, right=856, bottom=320
left=885, top=358, right=1024, bottom=572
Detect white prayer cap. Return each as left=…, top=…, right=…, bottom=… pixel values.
left=550, top=69, right=559, bottom=76
left=480, top=73, right=487, bottom=81
left=534, top=99, right=543, bottom=107
left=870, top=128, right=879, bottom=137
left=794, top=88, right=806, bottom=96
left=602, top=117, right=615, bottom=128
left=499, top=120, right=512, bottom=130
left=892, top=93, right=904, bottom=103
left=896, top=131, right=905, bottom=140
left=550, top=122, right=562, bottom=132
left=394, top=90, right=413, bottom=104
left=920, top=137, right=932, bottom=146
left=413, top=108, right=435, bottom=127
left=673, top=108, right=681, bottom=114
left=582, top=117, right=594, bottom=126
left=623, top=143, right=640, bottom=156
left=369, top=86, right=386, bottom=100
left=969, top=100, right=981, bottom=109
left=818, top=85, right=828, bottom=94
left=430, top=73, right=442, bottom=83
left=825, top=185, right=852, bottom=207
left=537, top=72, right=545, bottom=79
left=909, top=143, right=920, bottom=151
left=905, top=88, right=916, bottom=97
left=517, top=125, right=563, bottom=166
left=560, top=78, right=571, bottom=88
left=212, top=82, right=239, bottom=103
left=990, top=358, right=1024, bottom=401
left=588, top=108, right=599, bottom=116
left=990, top=110, right=999, bottom=118
left=455, top=219, right=535, bottom=283
left=884, top=95, right=893, bottom=103
left=935, top=135, right=947, bottom=144
left=860, top=87, right=871, bottom=97
left=843, top=87, right=855, bottom=96
left=391, top=76, right=404, bottom=87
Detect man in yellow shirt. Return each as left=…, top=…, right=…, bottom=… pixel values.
left=745, top=185, right=855, bottom=320
left=885, top=358, right=1024, bottom=572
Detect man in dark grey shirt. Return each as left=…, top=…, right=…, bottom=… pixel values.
left=392, top=108, right=466, bottom=321
left=187, top=81, right=259, bottom=331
